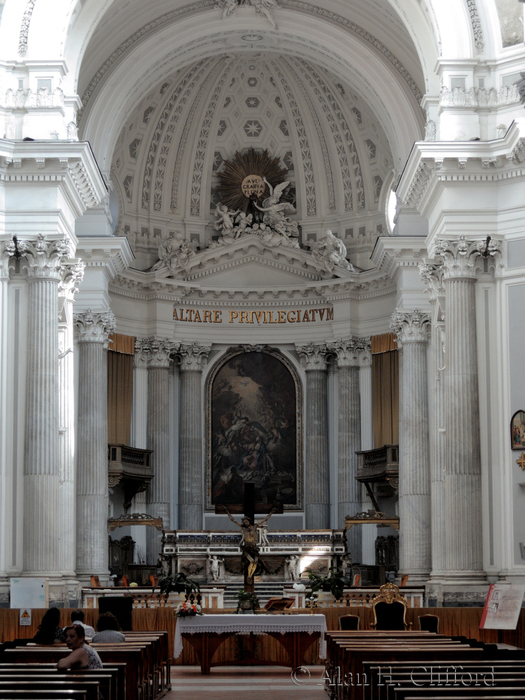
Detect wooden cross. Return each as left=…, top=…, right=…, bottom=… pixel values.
left=215, top=483, right=282, bottom=594
left=516, top=453, right=525, bottom=471
left=215, top=482, right=283, bottom=524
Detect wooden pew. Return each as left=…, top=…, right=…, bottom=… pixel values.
left=0, top=679, right=100, bottom=700
left=0, top=690, right=88, bottom=699
left=0, top=670, right=115, bottom=700
left=4, top=647, right=145, bottom=700
left=0, top=663, right=125, bottom=700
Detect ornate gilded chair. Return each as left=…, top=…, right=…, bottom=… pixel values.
left=418, top=614, right=439, bottom=633
left=370, top=582, right=412, bottom=630
left=339, top=614, right=360, bottom=630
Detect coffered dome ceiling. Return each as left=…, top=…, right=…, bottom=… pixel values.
left=75, top=1, right=429, bottom=271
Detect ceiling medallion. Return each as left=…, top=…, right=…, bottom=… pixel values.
left=241, top=34, right=264, bottom=42
left=217, top=147, right=288, bottom=213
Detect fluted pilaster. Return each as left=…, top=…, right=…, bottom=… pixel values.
left=74, top=309, right=116, bottom=580
left=296, top=343, right=329, bottom=529
left=58, top=262, right=85, bottom=578
left=143, top=339, right=177, bottom=561
left=391, top=309, right=431, bottom=582
left=178, top=343, right=210, bottom=530
left=0, top=239, right=15, bottom=580
left=328, top=338, right=370, bottom=557
left=435, top=236, right=500, bottom=579
left=20, top=236, right=70, bottom=576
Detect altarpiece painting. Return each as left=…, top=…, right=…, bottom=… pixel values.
left=207, top=347, right=302, bottom=510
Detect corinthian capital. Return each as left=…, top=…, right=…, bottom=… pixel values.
left=134, top=338, right=151, bottom=369
left=390, top=309, right=431, bottom=346
left=0, top=238, right=16, bottom=279
left=18, top=234, right=71, bottom=280
left=419, top=261, right=444, bottom=303
left=295, top=342, right=328, bottom=371
left=74, top=309, right=116, bottom=345
left=433, top=236, right=501, bottom=280
left=59, top=260, right=85, bottom=302
left=328, top=337, right=371, bottom=368
left=148, top=338, right=179, bottom=368
left=178, top=342, right=211, bottom=371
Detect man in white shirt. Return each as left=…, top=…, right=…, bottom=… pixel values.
left=65, top=609, right=95, bottom=638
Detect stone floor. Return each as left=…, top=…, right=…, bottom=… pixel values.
left=166, top=665, right=328, bottom=699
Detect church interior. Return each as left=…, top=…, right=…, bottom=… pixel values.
left=1, top=0, right=525, bottom=630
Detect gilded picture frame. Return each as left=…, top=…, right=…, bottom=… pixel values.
left=511, top=409, right=525, bottom=450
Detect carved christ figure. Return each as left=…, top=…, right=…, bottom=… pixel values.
left=222, top=505, right=276, bottom=584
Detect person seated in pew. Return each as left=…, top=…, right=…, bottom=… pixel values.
left=66, top=609, right=96, bottom=638
left=57, top=625, right=103, bottom=670
left=92, top=612, right=126, bottom=643
left=33, top=607, right=66, bottom=644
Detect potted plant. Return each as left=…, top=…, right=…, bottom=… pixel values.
left=157, top=572, right=201, bottom=604
left=307, top=568, right=351, bottom=605
left=234, top=589, right=260, bottom=614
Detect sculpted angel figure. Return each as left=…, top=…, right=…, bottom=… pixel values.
left=249, top=0, right=278, bottom=29
left=311, top=229, right=354, bottom=272
left=152, top=231, right=194, bottom=272
left=254, top=178, right=299, bottom=239
left=214, top=204, right=237, bottom=234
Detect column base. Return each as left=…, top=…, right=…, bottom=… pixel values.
left=426, top=576, right=489, bottom=607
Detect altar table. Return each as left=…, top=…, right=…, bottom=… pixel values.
left=174, top=613, right=327, bottom=673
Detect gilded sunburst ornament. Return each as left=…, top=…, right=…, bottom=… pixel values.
left=217, top=148, right=288, bottom=213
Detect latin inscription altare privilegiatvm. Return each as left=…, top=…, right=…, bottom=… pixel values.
left=173, top=307, right=334, bottom=324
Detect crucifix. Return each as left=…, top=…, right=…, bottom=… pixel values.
left=216, top=482, right=282, bottom=593
left=517, top=453, right=525, bottom=471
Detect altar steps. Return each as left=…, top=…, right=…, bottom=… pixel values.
left=223, top=581, right=289, bottom=608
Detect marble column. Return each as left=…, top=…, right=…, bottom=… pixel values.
left=17, top=235, right=70, bottom=584
left=0, top=239, right=15, bottom=583
left=390, top=309, right=432, bottom=582
left=58, top=262, right=85, bottom=591
left=328, top=338, right=369, bottom=558
left=435, top=236, right=500, bottom=581
left=146, top=339, right=177, bottom=563
left=74, top=309, right=116, bottom=582
left=178, top=343, right=210, bottom=530
left=296, top=343, right=330, bottom=529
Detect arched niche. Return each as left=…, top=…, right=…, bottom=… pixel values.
left=205, top=345, right=303, bottom=512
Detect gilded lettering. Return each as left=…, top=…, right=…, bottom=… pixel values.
left=326, top=308, right=334, bottom=321
left=240, top=311, right=249, bottom=323
left=287, top=310, right=296, bottom=323
left=252, top=310, right=265, bottom=324
left=310, top=309, right=317, bottom=321
left=229, top=311, right=238, bottom=323
left=319, top=309, right=325, bottom=321
left=302, top=310, right=311, bottom=322
left=173, top=308, right=179, bottom=320
left=203, top=310, right=212, bottom=323
left=214, top=310, right=222, bottom=323
left=296, top=310, right=301, bottom=322
left=193, top=310, right=201, bottom=323
left=269, top=311, right=278, bottom=323
left=278, top=311, right=286, bottom=323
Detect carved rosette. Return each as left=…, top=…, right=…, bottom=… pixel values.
left=59, top=260, right=86, bottom=302
left=0, top=238, right=16, bottom=280
left=390, top=310, right=431, bottom=348
left=296, top=342, right=328, bottom=371
left=178, top=342, right=211, bottom=372
left=18, top=234, right=71, bottom=280
left=433, top=236, right=501, bottom=280
left=328, top=337, right=371, bottom=368
left=74, top=309, right=116, bottom=346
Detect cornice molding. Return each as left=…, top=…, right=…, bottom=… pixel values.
left=0, top=141, right=107, bottom=215
left=75, top=236, right=134, bottom=280
left=371, top=236, right=428, bottom=276
left=396, top=124, right=525, bottom=214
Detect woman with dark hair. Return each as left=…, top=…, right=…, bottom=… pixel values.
left=33, top=607, right=66, bottom=644
left=92, top=612, right=125, bottom=643
left=56, top=625, right=103, bottom=669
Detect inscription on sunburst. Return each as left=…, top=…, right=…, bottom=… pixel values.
left=241, top=175, right=265, bottom=199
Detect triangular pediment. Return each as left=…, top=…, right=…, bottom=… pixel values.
left=153, top=235, right=354, bottom=288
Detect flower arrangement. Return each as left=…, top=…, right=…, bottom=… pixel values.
left=234, top=589, right=260, bottom=613
left=175, top=601, right=202, bottom=617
